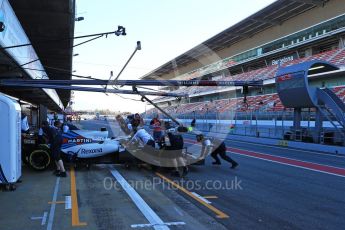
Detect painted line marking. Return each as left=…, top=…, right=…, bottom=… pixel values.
left=229, top=139, right=345, bottom=158
left=191, top=192, right=212, bottom=204
left=110, top=168, right=184, bottom=230
left=41, top=212, right=48, bottom=226
left=65, top=196, right=72, bottom=210
left=131, top=222, right=186, bottom=228
left=173, top=207, right=184, bottom=217
left=231, top=151, right=345, bottom=178
left=185, top=139, right=345, bottom=178
left=48, top=201, right=65, bottom=204
left=47, top=177, right=60, bottom=230
left=185, top=133, right=345, bottom=158
left=228, top=147, right=345, bottom=178
left=70, top=167, right=87, bottom=227
left=203, top=196, right=218, bottom=199
left=31, top=213, right=48, bottom=226
left=229, top=146, right=345, bottom=170
left=156, top=172, right=229, bottom=219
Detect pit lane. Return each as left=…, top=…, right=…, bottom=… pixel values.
left=1, top=119, right=344, bottom=230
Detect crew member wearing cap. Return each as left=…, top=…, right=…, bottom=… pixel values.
left=196, top=134, right=238, bottom=169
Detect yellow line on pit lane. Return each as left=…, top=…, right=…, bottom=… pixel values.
left=203, top=196, right=218, bottom=199
left=70, top=167, right=87, bottom=227
left=155, top=172, right=229, bottom=219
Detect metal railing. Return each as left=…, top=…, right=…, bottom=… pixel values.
left=143, top=110, right=345, bottom=146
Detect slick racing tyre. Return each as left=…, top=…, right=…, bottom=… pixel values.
left=38, top=144, right=50, bottom=152
left=29, top=149, right=51, bottom=171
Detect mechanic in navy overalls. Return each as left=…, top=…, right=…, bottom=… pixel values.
left=51, top=120, right=67, bottom=177
left=41, top=120, right=67, bottom=177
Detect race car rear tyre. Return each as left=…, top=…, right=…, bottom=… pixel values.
left=29, top=149, right=51, bottom=171
left=38, top=144, right=50, bottom=152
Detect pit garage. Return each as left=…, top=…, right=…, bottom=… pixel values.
left=0, top=0, right=75, bottom=123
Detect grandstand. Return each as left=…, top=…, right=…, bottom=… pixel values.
left=142, top=0, right=345, bottom=144
left=146, top=85, right=345, bottom=115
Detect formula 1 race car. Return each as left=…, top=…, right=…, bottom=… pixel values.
left=22, top=127, right=129, bottom=171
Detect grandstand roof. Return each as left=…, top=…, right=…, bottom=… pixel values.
left=141, top=0, right=329, bottom=80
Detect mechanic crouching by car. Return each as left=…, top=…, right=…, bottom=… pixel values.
left=51, top=121, right=67, bottom=177
left=38, top=121, right=51, bottom=144
left=125, top=128, right=156, bottom=166
left=40, top=120, right=67, bottom=177
left=127, top=128, right=155, bottom=148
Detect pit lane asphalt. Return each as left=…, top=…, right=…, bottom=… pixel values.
left=3, top=120, right=340, bottom=229
left=76, top=119, right=345, bottom=230
left=0, top=119, right=227, bottom=230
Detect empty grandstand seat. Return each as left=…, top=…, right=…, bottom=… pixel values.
left=157, top=48, right=345, bottom=114
left=330, top=48, right=345, bottom=66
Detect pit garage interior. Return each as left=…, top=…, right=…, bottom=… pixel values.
left=0, top=0, right=75, bottom=127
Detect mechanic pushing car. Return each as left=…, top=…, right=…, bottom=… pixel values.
left=196, top=133, right=238, bottom=169
left=165, top=130, right=188, bottom=177
left=38, top=120, right=67, bottom=176
left=50, top=121, right=67, bottom=177
left=127, top=128, right=155, bottom=148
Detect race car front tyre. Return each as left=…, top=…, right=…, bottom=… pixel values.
left=29, top=149, right=51, bottom=171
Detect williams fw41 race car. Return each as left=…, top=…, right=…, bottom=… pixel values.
left=22, top=126, right=129, bottom=171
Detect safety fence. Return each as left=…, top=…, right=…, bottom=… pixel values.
left=143, top=110, right=345, bottom=146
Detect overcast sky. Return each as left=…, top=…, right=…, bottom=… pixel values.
left=72, top=0, right=276, bottom=113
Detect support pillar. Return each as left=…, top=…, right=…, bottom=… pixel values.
left=314, top=108, right=323, bottom=143
left=293, top=108, right=302, bottom=130
left=39, top=104, right=48, bottom=127
left=293, top=108, right=302, bottom=140
left=30, top=107, right=39, bottom=129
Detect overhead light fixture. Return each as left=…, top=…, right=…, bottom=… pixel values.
left=75, top=17, right=84, bottom=22
left=114, top=26, right=126, bottom=36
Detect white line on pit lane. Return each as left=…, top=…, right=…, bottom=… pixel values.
left=30, top=211, right=47, bottom=225
left=41, top=212, right=48, bottom=226
left=65, top=196, right=71, bottom=210
left=47, top=177, right=60, bottom=230
left=191, top=192, right=212, bottom=204
left=110, top=168, right=185, bottom=230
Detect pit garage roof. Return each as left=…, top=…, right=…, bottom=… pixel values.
left=2, top=0, right=75, bottom=110
left=141, top=0, right=329, bottom=80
